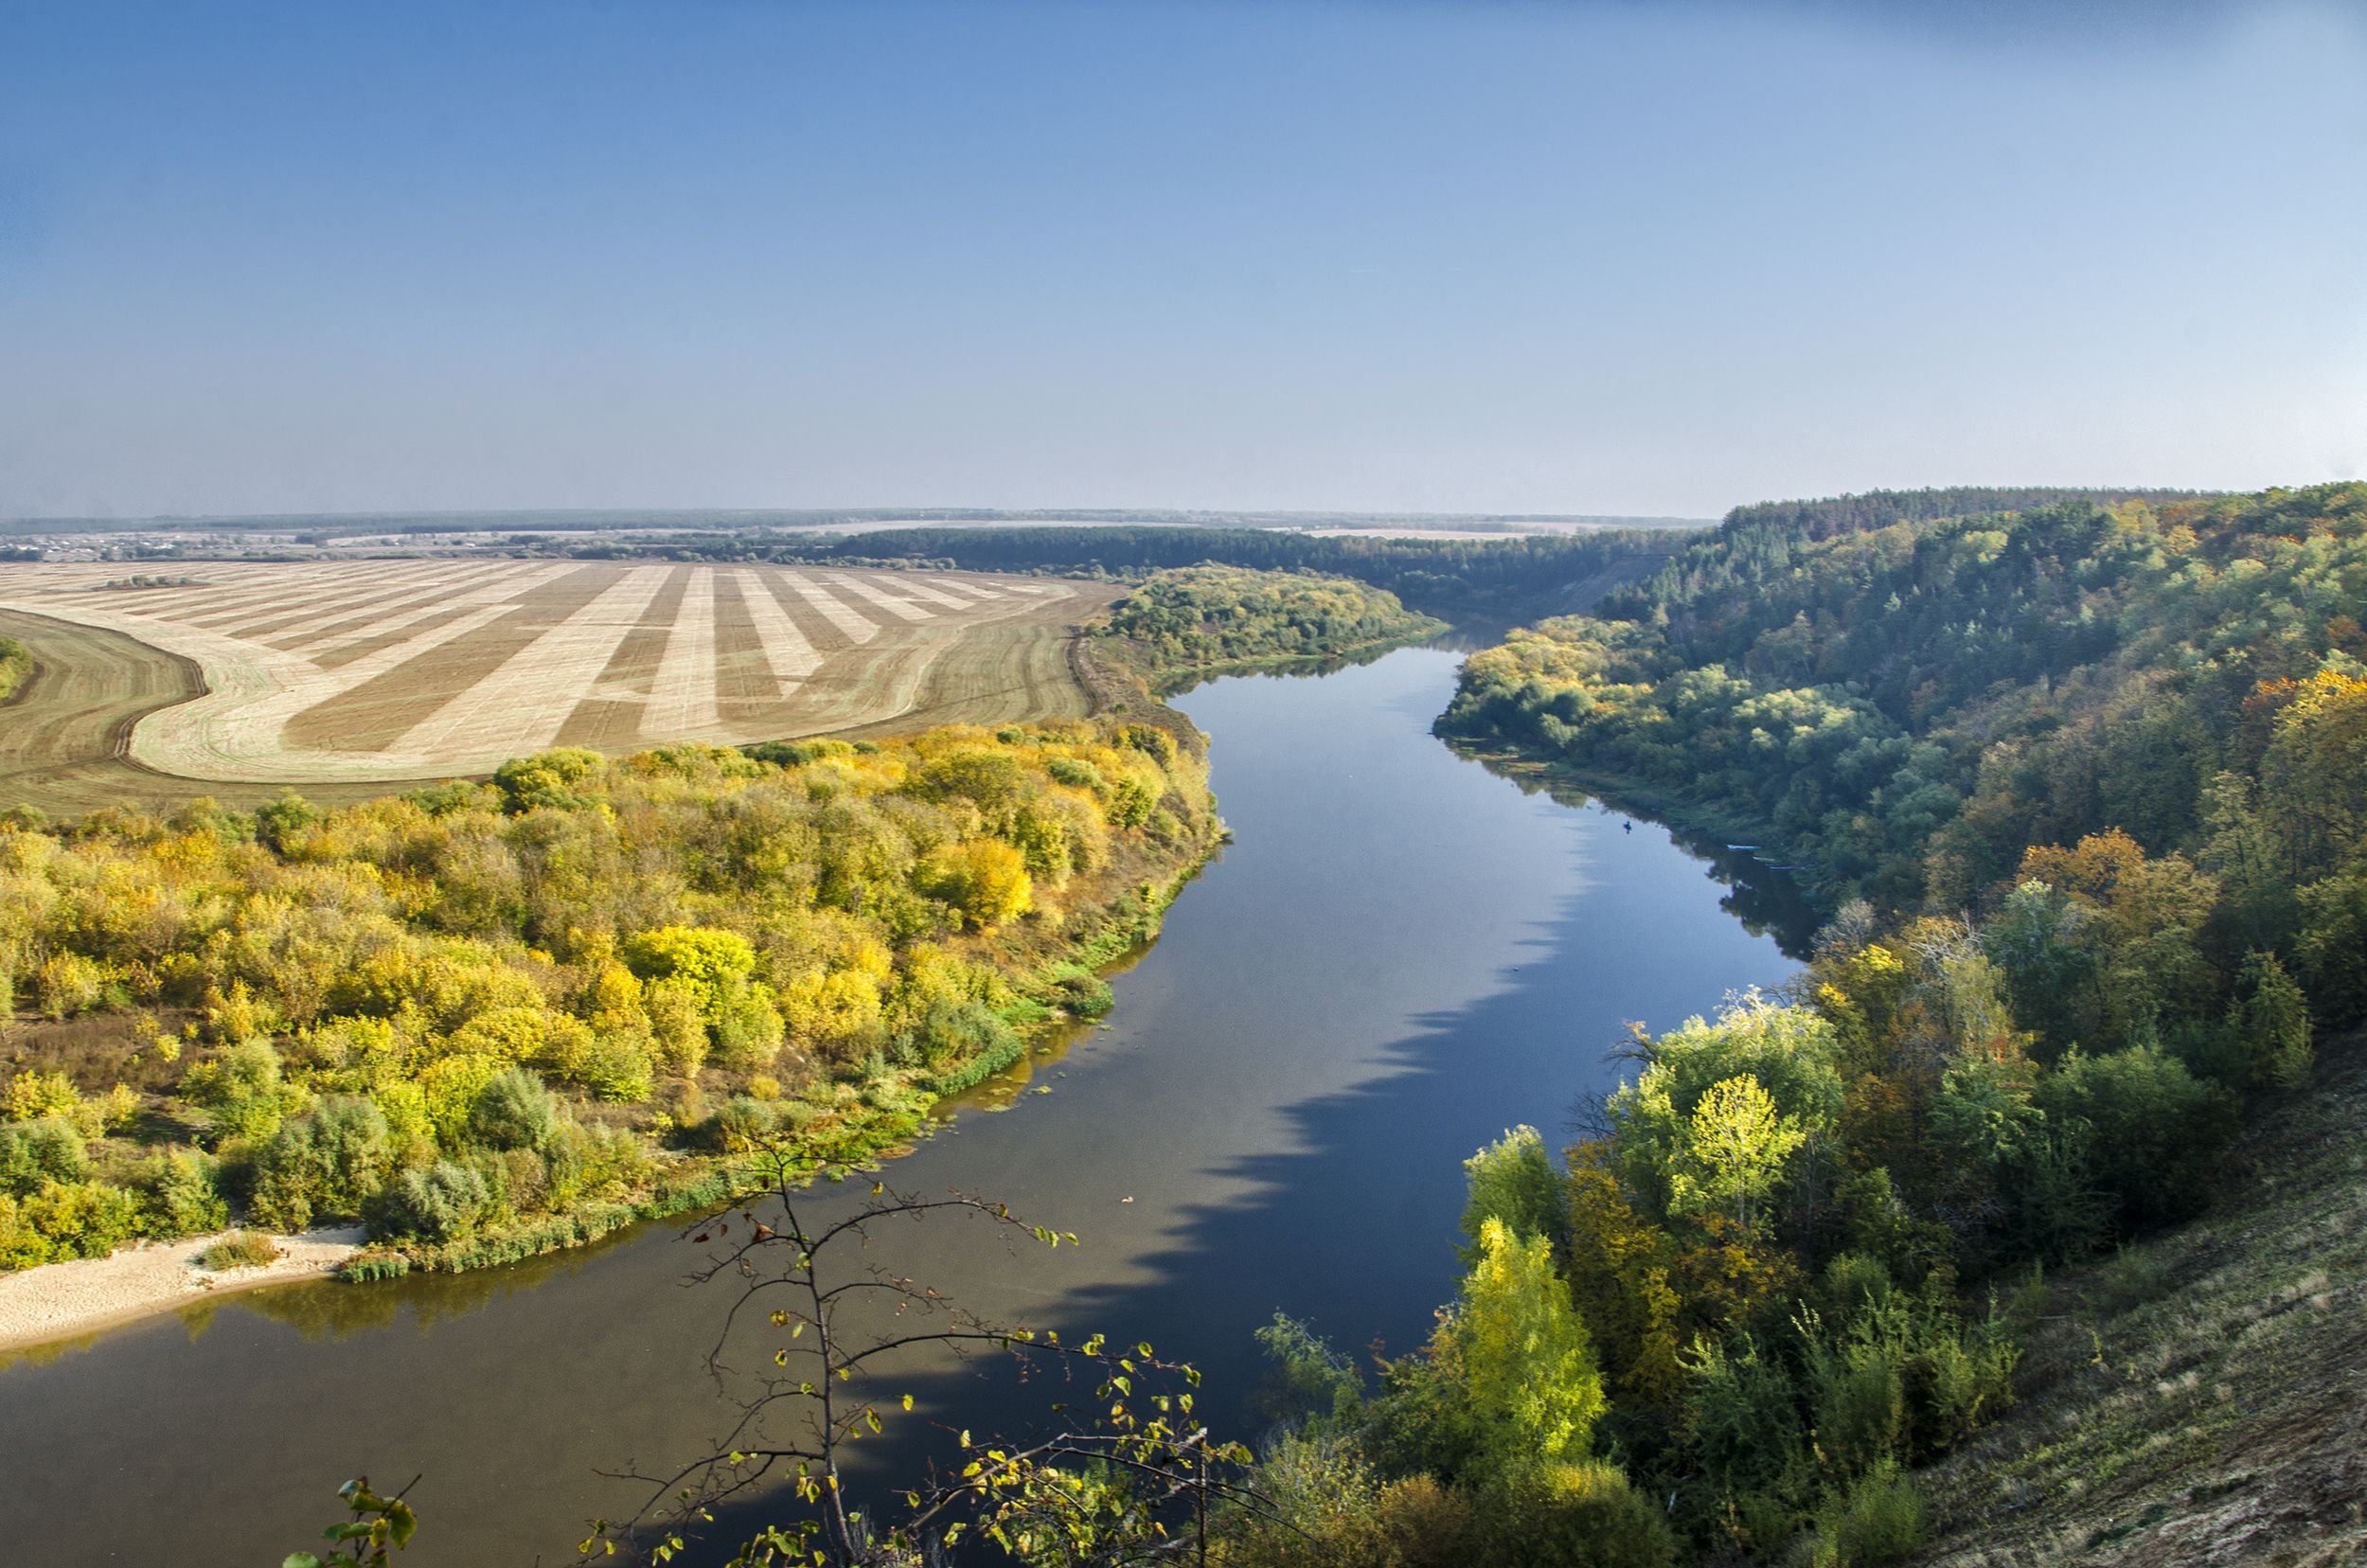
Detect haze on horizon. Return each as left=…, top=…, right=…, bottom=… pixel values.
left=2, top=0, right=2362, bottom=523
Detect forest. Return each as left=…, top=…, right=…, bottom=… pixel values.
left=611, top=524, right=1668, bottom=621
left=1251, top=481, right=2364, bottom=1564
left=1095, top=566, right=1444, bottom=685
left=0, top=715, right=1215, bottom=1275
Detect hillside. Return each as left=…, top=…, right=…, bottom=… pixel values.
left=1916, top=1027, right=2366, bottom=1566
left=1299, top=481, right=2367, bottom=1565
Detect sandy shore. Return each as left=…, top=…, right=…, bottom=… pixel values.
left=0, top=1225, right=365, bottom=1353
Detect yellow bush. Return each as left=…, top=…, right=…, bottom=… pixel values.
left=924, top=839, right=1034, bottom=930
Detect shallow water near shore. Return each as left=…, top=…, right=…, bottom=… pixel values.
left=0, top=647, right=1803, bottom=1563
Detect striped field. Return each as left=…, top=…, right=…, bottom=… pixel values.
left=0, top=561, right=1114, bottom=785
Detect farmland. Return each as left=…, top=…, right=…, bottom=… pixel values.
left=0, top=561, right=1114, bottom=802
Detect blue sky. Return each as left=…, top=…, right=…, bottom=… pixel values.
left=2, top=0, right=2362, bottom=519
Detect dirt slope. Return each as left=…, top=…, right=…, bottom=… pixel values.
left=1915, top=1031, right=2367, bottom=1567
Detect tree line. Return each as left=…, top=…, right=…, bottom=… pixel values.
left=1095, top=566, right=1444, bottom=684
left=597, top=526, right=1672, bottom=620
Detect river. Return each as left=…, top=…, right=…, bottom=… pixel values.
left=0, top=647, right=1804, bottom=1563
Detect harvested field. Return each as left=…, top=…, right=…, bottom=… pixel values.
left=0, top=562, right=1116, bottom=795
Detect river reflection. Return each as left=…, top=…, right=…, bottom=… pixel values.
left=0, top=648, right=1801, bottom=1564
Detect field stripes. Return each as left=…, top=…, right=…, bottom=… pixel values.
left=206, top=569, right=476, bottom=639
left=277, top=563, right=580, bottom=664
left=732, top=571, right=822, bottom=692
left=774, top=572, right=881, bottom=644
left=131, top=563, right=452, bottom=620
left=824, top=573, right=933, bottom=622
left=0, top=561, right=1110, bottom=781
left=890, top=576, right=994, bottom=610
left=644, top=568, right=721, bottom=739
left=394, top=566, right=674, bottom=760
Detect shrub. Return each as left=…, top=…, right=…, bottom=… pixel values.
left=0, top=1117, right=87, bottom=1196
left=1486, top=1460, right=1677, bottom=1568
left=1052, top=971, right=1113, bottom=1019
left=467, top=1068, right=562, bottom=1152
left=646, top=979, right=708, bottom=1075
left=2037, top=1043, right=2237, bottom=1224
left=3, top=1069, right=82, bottom=1125
left=185, top=1040, right=295, bottom=1145
left=543, top=1120, right=653, bottom=1209
left=144, top=1148, right=229, bottom=1236
left=2232, top=950, right=2313, bottom=1088
left=248, top=1097, right=394, bottom=1231
left=906, top=996, right=1018, bottom=1071
left=17, top=1180, right=141, bottom=1262
left=576, top=1035, right=655, bottom=1102
left=711, top=1095, right=778, bottom=1154
left=1217, top=1432, right=1391, bottom=1568
left=198, top=1230, right=281, bottom=1271
left=1373, top=1475, right=1480, bottom=1568
left=370, top=1160, right=491, bottom=1243
left=1808, top=1460, right=1925, bottom=1566
left=921, top=840, right=1034, bottom=930
left=1458, top=1125, right=1564, bottom=1262
left=33, top=952, right=110, bottom=1020
left=707, top=977, right=785, bottom=1074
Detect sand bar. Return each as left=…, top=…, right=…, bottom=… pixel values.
left=0, top=1225, right=364, bottom=1354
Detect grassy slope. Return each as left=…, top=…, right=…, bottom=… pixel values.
left=1916, top=1029, right=2367, bottom=1566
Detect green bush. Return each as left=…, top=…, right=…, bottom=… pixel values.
left=370, top=1159, right=490, bottom=1243
left=249, top=1096, right=393, bottom=1231
left=198, top=1230, right=280, bottom=1271
left=17, top=1180, right=141, bottom=1262
left=1808, top=1461, right=1925, bottom=1566
left=1486, top=1460, right=1678, bottom=1568
left=709, top=976, right=786, bottom=1074
left=2037, top=1043, right=2236, bottom=1225
left=467, top=1067, right=562, bottom=1152
left=908, top=996, right=1018, bottom=1070
left=143, top=1148, right=229, bottom=1236
left=710, top=1095, right=778, bottom=1153
left=1051, top=970, right=1113, bottom=1018
left=186, top=1040, right=295, bottom=1145
left=0, top=1117, right=87, bottom=1196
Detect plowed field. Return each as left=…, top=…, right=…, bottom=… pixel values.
left=0, top=562, right=1115, bottom=796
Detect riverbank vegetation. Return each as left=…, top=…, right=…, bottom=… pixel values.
left=0, top=713, right=1217, bottom=1278
left=1311, top=480, right=2364, bottom=1563
left=1095, top=566, right=1444, bottom=687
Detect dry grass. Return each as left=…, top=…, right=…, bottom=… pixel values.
left=1914, top=1030, right=2367, bottom=1567
left=0, top=564, right=1117, bottom=810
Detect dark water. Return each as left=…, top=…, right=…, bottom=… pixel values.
left=0, top=649, right=1802, bottom=1563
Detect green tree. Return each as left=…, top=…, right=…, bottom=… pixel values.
left=2230, top=950, right=2312, bottom=1089
left=1457, top=1124, right=1563, bottom=1263
left=1443, top=1217, right=1608, bottom=1473
left=1671, top=1075, right=1805, bottom=1237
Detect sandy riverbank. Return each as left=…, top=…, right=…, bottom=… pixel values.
left=0, top=1226, right=364, bottom=1354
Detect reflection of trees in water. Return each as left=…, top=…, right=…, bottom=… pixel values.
left=227, top=1230, right=626, bottom=1343
left=1459, top=753, right=1821, bottom=960
left=1154, top=633, right=1438, bottom=698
